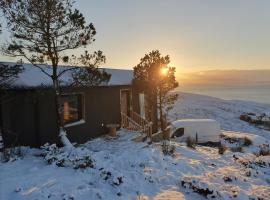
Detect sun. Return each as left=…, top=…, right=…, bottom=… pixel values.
left=160, top=67, right=169, bottom=76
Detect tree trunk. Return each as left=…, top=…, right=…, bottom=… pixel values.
left=52, top=77, right=62, bottom=132
left=52, top=76, right=73, bottom=148
left=151, top=90, right=158, bottom=133
left=158, top=90, right=165, bottom=131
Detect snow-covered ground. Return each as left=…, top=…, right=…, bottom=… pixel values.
left=1, top=92, right=270, bottom=200
left=169, top=92, right=270, bottom=140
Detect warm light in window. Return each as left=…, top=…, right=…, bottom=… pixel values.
left=63, top=102, right=70, bottom=121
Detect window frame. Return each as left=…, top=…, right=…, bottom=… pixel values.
left=60, top=92, right=85, bottom=127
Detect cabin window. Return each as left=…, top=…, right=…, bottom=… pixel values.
left=60, top=94, right=84, bottom=125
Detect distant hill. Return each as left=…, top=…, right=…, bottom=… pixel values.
left=177, top=69, right=270, bottom=88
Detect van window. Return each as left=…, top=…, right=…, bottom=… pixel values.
left=172, top=128, right=184, bottom=138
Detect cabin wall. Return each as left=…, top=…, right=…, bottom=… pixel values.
left=36, top=90, right=59, bottom=145
left=1, top=85, right=132, bottom=147
left=1, top=90, right=58, bottom=147
left=63, top=86, right=131, bottom=144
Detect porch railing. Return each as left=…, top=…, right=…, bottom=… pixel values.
left=121, top=111, right=152, bottom=139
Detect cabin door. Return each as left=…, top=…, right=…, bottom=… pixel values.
left=120, top=89, right=132, bottom=117
left=139, top=93, right=145, bottom=118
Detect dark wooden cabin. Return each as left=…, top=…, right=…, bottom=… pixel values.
left=0, top=63, right=152, bottom=147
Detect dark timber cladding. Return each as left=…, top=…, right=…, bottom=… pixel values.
left=1, top=85, right=132, bottom=147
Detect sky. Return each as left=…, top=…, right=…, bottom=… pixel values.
left=1, top=0, right=270, bottom=73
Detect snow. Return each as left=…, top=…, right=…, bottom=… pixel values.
left=1, top=92, right=270, bottom=200
left=222, top=131, right=269, bottom=147
left=59, top=128, right=74, bottom=149
left=2, top=62, right=133, bottom=88
left=221, top=131, right=270, bottom=154
left=102, top=68, right=133, bottom=86
left=169, top=92, right=270, bottom=140
left=64, top=120, right=86, bottom=128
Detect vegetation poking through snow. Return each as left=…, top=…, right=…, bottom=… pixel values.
left=181, top=178, right=217, bottom=198
left=218, top=145, right=227, bottom=155
left=186, top=136, right=196, bottom=149
left=1, top=130, right=270, bottom=200
left=243, top=136, right=253, bottom=146
left=240, top=112, right=270, bottom=131
left=181, top=153, right=270, bottom=200
left=237, top=155, right=270, bottom=169
left=221, top=133, right=241, bottom=144
left=161, top=141, right=176, bottom=156
left=41, top=143, right=94, bottom=169
left=100, top=170, right=124, bottom=186
left=1, top=146, right=25, bottom=162
left=230, top=146, right=243, bottom=153
left=257, top=144, right=270, bottom=156
left=221, top=133, right=255, bottom=151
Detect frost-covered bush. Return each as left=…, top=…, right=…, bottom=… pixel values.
left=100, top=170, right=124, bottom=186
left=240, top=112, right=270, bottom=130
left=221, top=134, right=254, bottom=150
left=218, top=145, right=227, bottom=155
left=230, top=146, right=243, bottom=153
left=257, top=144, right=270, bottom=156
left=243, top=137, right=252, bottom=146
left=237, top=155, right=270, bottom=169
left=1, top=146, right=26, bottom=162
left=181, top=177, right=217, bottom=198
left=161, top=140, right=176, bottom=156
left=41, top=143, right=94, bottom=169
left=186, top=137, right=196, bottom=149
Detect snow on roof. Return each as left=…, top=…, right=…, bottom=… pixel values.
left=103, top=68, right=133, bottom=86
left=2, top=62, right=133, bottom=88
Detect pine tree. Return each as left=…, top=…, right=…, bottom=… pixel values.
left=0, top=22, right=24, bottom=90
left=0, top=24, right=24, bottom=153
left=134, top=50, right=178, bottom=132
left=0, top=63, right=24, bottom=89
left=0, top=0, right=110, bottom=147
left=68, top=50, right=111, bottom=87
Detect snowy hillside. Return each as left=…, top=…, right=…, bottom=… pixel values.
left=169, top=92, right=270, bottom=140
left=0, top=93, right=270, bottom=200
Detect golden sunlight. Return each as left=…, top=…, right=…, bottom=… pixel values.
left=160, top=67, right=169, bottom=76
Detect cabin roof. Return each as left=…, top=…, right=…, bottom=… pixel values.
left=2, top=62, right=133, bottom=88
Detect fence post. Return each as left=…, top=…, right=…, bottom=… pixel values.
left=0, top=129, right=4, bottom=161
left=0, top=130, right=3, bottom=151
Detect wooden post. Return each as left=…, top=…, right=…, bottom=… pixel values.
left=0, top=133, right=3, bottom=151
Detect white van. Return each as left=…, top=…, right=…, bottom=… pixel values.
left=168, top=119, right=221, bottom=143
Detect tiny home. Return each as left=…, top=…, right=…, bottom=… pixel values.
left=169, top=119, right=221, bottom=143
left=0, top=63, right=152, bottom=147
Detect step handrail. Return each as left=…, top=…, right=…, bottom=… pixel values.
left=121, top=111, right=153, bottom=139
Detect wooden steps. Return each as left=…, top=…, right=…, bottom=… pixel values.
left=121, top=111, right=152, bottom=138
